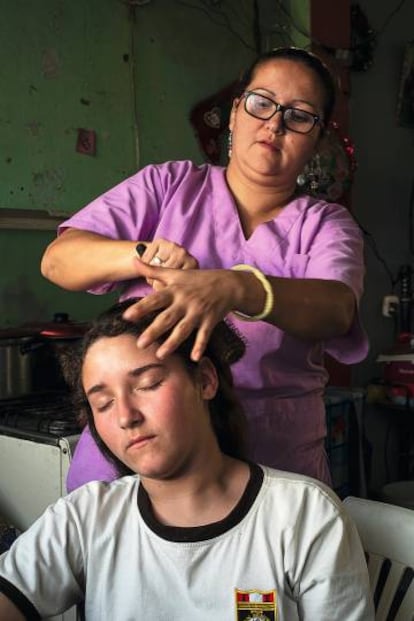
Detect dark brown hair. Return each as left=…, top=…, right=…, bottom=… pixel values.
left=61, top=298, right=248, bottom=476
left=235, top=46, right=336, bottom=125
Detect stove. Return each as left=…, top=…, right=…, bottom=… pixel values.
left=0, top=390, right=81, bottom=529
left=0, top=391, right=81, bottom=620
left=0, top=390, right=81, bottom=441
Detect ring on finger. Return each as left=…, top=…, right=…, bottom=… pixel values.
left=151, top=255, right=163, bottom=266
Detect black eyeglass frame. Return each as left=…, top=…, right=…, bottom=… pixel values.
left=242, top=90, right=322, bottom=134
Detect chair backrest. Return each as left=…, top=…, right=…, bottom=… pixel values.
left=343, top=496, right=414, bottom=621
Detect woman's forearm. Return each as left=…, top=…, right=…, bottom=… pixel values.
left=234, top=271, right=356, bottom=340
left=268, top=276, right=356, bottom=339
left=41, top=229, right=139, bottom=291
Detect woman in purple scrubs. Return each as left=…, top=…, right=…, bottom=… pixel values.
left=41, top=47, right=368, bottom=490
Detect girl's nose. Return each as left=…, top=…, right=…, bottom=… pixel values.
left=117, top=395, right=143, bottom=429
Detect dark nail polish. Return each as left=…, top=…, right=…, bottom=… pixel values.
left=136, top=243, right=146, bottom=257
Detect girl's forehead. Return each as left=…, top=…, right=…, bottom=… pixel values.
left=81, top=337, right=161, bottom=392
left=82, top=334, right=189, bottom=377
left=82, top=335, right=158, bottom=370
left=85, top=333, right=139, bottom=354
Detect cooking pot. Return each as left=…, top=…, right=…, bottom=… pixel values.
left=0, top=313, right=88, bottom=399
left=0, top=336, right=35, bottom=399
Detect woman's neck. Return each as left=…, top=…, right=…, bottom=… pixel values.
left=141, top=456, right=250, bottom=527
left=225, top=166, right=297, bottom=238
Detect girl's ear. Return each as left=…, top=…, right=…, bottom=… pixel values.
left=197, top=357, right=219, bottom=400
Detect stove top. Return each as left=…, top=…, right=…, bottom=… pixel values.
left=0, top=391, right=81, bottom=438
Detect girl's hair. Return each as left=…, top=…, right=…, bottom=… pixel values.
left=60, top=298, right=248, bottom=476
left=235, top=46, right=336, bottom=126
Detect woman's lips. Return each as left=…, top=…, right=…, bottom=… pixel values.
left=258, top=140, right=280, bottom=152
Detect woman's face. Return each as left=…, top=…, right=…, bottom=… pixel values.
left=82, top=334, right=218, bottom=480
left=228, top=59, right=326, bottom=186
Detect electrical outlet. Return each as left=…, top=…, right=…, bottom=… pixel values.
left=382, top=295, right=399, bottom=317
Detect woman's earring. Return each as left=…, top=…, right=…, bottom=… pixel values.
left=227, top=130, right=233, bottom=159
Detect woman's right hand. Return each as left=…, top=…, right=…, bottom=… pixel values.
left=135, top=238, right=199, bottom=290
left=41, top=229, right=198, bottom=292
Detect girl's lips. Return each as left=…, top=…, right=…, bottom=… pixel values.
left=126, top=435, right=154, bottom=450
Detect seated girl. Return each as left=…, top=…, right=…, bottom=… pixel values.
left=0, top=299, right=373, bottom=620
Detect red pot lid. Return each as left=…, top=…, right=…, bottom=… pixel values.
left=39, top=324, right=88, bottom=338
left=9, top=313, right=89, bottom=339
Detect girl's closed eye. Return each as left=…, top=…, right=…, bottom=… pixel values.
left=131, top=366, right=166, bottom=393
left=94, top=398, right=114, bottom=413
left=90, top=380, right=163, bottom=412
left=134, top=377, right=164, bottom=392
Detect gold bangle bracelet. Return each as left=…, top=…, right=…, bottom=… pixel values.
left=231, top=264, right=274, bottom=321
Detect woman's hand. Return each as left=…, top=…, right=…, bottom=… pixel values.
left=136, top=239, right=199, bottom=290
left=123, top=261, right=244, bottom=361
left=123, top=258, right=358, bottom=358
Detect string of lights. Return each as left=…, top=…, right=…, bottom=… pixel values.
left=175, top=0, right=257, bottom=52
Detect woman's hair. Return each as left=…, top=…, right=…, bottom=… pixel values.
left=60, top=299, right=248, bottom=476
left=235, top=46, right=336, bottom=126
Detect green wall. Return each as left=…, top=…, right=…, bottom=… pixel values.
left=132, top=2, right=256, bottom=164
left=0, top=0, right=307, bottom=326
left=0, top=0, right=135, bottom=214
left=0, top=0, right=135, bottom=325
left=284, top=0, right=310, bottom=49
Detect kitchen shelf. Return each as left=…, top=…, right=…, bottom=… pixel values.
left=0, top=208, right=64, bottom=231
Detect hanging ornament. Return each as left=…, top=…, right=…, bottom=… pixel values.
left=299, top=122, right=357, bottom=203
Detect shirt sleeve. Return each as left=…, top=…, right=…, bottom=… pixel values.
left=57, top=164, right=165, bottom=295
left=303, top=202, right=369, bottom=363
left=287, top=490, right=375, bottom=620
left=0, top=498, right=84, bottom=618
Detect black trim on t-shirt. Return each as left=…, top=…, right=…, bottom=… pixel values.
left=0, top=576, right=41, bottom=620
left=138, top=461, right=264, bottom=542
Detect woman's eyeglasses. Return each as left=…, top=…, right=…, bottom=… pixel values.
left=243, top=91, right=322, bottom=134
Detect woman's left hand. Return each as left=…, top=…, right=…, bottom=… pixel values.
left=123, top=260, right=242, bottom=361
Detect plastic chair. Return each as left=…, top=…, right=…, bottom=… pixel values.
left=343, top=496, right=414, bottom=620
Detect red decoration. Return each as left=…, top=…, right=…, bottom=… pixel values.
left=190, top=82, right=237, bottom=164
left=76, top=128, right=96, bottom=156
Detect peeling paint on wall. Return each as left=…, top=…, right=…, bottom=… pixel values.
left=25, top=121, right=42, bottom=136
left=31, top=169, right=65, bottom=210
left=0, top=277, right=50, bottom=325
left=0, top=1, right=135, bottom=215
left=41, top=48, right=60, bottom=79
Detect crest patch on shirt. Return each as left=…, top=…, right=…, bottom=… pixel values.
left=235, top=588, right=278, bottom=620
